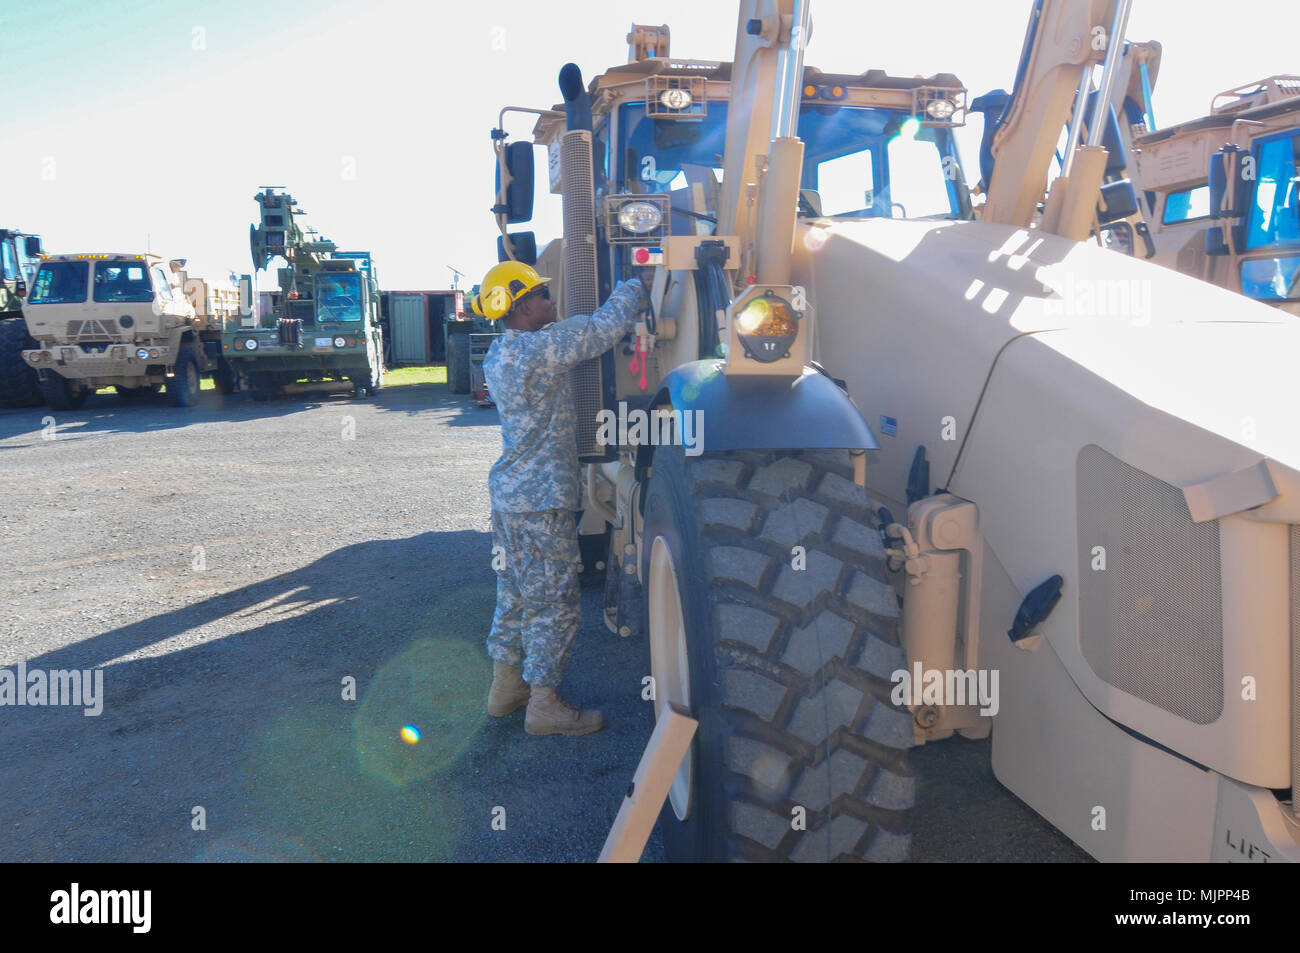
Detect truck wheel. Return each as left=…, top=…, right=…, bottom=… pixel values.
left=448, top=330, right=471, bottom=394
left=167, top=348, right=201, bottom=407
left=0, top=318, right=44, bottom=408
left=641, top=445, right=914, bottom=862
left=213, top=357, right=237, bottom=396
left=353, top=344, right=383, bottom=398
left=38, top=372, right=87, bottom=411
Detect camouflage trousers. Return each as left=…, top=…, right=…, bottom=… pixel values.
left=487, top=509, right=582, bottom=688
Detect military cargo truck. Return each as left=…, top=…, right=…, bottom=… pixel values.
left=0, top=228, right=47, bottom=408
left=21, top=253, right=239, bottom=409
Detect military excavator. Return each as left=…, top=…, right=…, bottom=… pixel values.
left=488, top=0, right=1299, bottom=862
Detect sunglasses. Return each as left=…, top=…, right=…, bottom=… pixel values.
left=525, top=286, right=551, bottom=302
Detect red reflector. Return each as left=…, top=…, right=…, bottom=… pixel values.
left=746, top=274, right=756, bottom=285
left=634, top=248, right=650, bottom=264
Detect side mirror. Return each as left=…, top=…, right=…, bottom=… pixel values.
left=797, top=189, right=823, bottom=217
left=495, top=141, right=535, bottom=224
left=24, top=236, right=43, bottom=257
left=498, top=231, right=537, bottom=265
left=1097, top=179, right=1138, bottom=224
left=169, top=258, right=187, bottom=273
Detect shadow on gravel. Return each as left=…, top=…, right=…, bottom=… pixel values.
left=2, top=529, right=656, bottom=863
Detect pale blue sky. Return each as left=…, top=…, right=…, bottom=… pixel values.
left=0, top=1, right=1292, bottom=288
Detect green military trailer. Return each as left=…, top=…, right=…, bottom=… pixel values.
left=225, top=188, right=384, bottom=400
left=0, top=228, right=47, bottom=407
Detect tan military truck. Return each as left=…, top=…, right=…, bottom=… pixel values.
left=21, top=253, right=239, bottom=409
left=1127, top=76, right=1300, bottom=315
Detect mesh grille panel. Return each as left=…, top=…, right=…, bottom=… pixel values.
left=1291, top=526, right=1299, bottom=806
left=560, top=129, right=605, bottom=459
left=1077, top=445, right=1224, bottom=723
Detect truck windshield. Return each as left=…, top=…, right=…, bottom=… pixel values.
left=30, top=261, right=88, bottom=303
left=616, top=101, right=965, bottom=231
left=93, top=260, right=154, bottom=303
left=316, top=273, right=363, bottom=322
left=1246, top=133, right=1300, bottom=249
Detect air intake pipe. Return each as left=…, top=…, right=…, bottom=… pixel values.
left=557, top=65, right=610, bottom=461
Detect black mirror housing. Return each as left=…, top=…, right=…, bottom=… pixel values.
left=496, top=141, right=535, bottom=224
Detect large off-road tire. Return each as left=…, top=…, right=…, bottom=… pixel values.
left=353, top=341, right=383, bottom=398
left=641, top=446, right=914, bottom=862
left=38, top=372, right=87, bottom=411
left=0, top=317, right=44, bottom=408
left=448, top=329, right=471, bottom=395
left=166, top=348, right=202, bottom=407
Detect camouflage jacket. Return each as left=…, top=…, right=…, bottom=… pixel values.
left=484, top=279, right=648, bottom=513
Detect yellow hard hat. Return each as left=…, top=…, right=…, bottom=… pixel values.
left=470, top=261, right=552, bottom=321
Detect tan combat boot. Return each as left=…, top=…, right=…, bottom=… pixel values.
left=487, top=661, right=530, bottom=717
left=524, top=686, right=605, bottom=736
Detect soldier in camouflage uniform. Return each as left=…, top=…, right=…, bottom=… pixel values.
left=473, top=262, right=649, bottom=736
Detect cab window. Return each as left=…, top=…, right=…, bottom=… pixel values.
left=152, top=268, right=173, bottom=300
left=30, top=261, right=88, bottom=303
left=1246, top=133, right=1300, bottom=249
left=1161, top=184, right=1210, bottom=224
left=1, top=241, right=17, bottom=281
left=93, top=261, right=154, bottom=303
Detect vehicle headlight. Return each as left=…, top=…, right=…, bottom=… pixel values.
left=925, top=98, right=956, bottom=120
left=136, top=348, right=149, bottom=359
left=658, top=88, right=693, bottom=111
left=334, top=336, right=346, bottom=348
left=244, top=338, right=258, bottom=351
left=735, top=291, right=800, bottom=363
left=617, top=201, right=664, bottom=234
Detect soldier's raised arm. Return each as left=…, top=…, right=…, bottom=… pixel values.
left=516, top=278, right=648, bottom=372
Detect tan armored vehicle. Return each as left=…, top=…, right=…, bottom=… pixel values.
left=1128, top=76, right=1300, bottom=314
left=493, top=0, right=1300, bottom=864
left=21, top=253, right=239, bottom=409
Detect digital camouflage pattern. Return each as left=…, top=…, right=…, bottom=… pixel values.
left=483, top=278, right=647, bottom=687
left=482, top=279, right=648, bottom=513
left=487, top=509, right=582, bottom=687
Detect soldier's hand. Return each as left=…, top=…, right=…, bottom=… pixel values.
left=632, top=267, right=656, bottom=292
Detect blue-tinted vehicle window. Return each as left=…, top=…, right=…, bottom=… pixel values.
left=1240, top=255, right=1300, bottom=300
left=94, top=261, right=154, bottom=303
left=31, top=261, right=88, bottom=303
left=317, top=273, right=363, bottom=321
left=1162, top=184, right=1210, bottom=224
left=1246, top=134, right=1300, bottom=249
left=617, top=102, right=963, bottom=233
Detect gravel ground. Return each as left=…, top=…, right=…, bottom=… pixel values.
left=0, top=381, right=1086, bottom=862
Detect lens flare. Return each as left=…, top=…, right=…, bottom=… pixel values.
left=399, top=725, right=421, bottom=745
